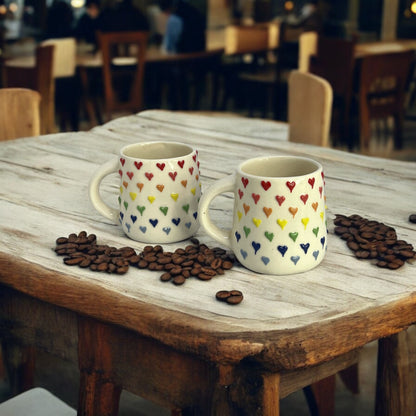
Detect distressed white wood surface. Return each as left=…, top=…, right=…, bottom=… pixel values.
left=1, top=109, right=415, bottom=367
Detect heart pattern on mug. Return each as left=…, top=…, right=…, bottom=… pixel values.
left=234, top=170, right=327, bottom=270
left=118, top=150, right=201, bottom=241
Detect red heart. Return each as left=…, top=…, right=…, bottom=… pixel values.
left=193, top=154, right=197, bottom=162
left=321, top=171, right=325, bottom=178
left=252, top=193, right=260, bottom=204
left=169, top=172, right=177, bottom=181
left=118, top=170, right=122, bottom=177
left=156, top=163, right=165, bottom=171
left=127, top=171, right=134, bottom=180
left=300, top=194, right=309, bottom=204
left=134, top=161, right=143, bottom=170
left=197, top=161, right=200, bottom=168
left=275, top=195, right=285, bottom=206
left=120, top=158, right=125, bottom=166
left=145, top=172, right=153, bottom=181
left=189, top=167, right=194, bottom=175
left=319, top=186, right=323, bottom=197
left=178, top=160, right=185, bottom=168
left=286, top=181, right=296, bottom=192
left=308, top=177, right=315, bottom=188
left=241, top=177, right=249, bottom=188
left=261, top=180, right=271, bottom=191
left=238, top=189, right=244, bottom=199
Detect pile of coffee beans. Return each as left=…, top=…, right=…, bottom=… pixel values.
left=130, top=238, right=235, bottom=286
left=55, top=231, right=136, bottom=274
left=215, top=290, right=244, bottom=305
left=334, top=214, right=416, bottom=269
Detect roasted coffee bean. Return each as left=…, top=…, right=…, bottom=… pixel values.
left=216, top=290, right=231, bottom=301
left=215, top=290, right=244, bottom=305
left=64, top=257, right=84, bottom=266
left=160, top=272, right=172, bottom=282
left=172, top=275, right=186, bottom=285
left=197, top=273, right=213, bottom=281
left=227, top=294, right=244, bottom=305
left=56, top=237, right=68, bottom=245
left=409, top=214, right=416, bottom=224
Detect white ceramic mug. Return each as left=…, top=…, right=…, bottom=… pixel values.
left=199, top=156, right=327, bottom=274
left=89, top=141, right=201, bottom=243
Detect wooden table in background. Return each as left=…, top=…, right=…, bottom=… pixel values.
left=1, top=110, right=416, bottom=415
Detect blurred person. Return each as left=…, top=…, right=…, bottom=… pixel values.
left=75, top=0, right=101, bottom=45
left=288, top=0, right=323, bottom=32
left=44, top=0, right=74, bottom=39
left=159, top=0, right=206, bottom=53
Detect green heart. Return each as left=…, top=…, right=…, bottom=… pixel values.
left=137, top=205, right=146, bottom=215
left=289, top=232, right=298, bottom=242
left=118, top=196, right=121, bottom=205
left=264, top=231, right=274, bottom=242
left=243, top=226, right=251, bottom=238
left=123, top=201, right=128, bottom=210
left=159, top=206, right=168, bottom=216
left=182, top=204, right=190, bottom=213
left=312, top=227, right=319, bottom=237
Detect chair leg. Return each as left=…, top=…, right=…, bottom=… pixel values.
left=310, top=374, right=336, bottom=416
left=339, top=363, right=360, bottom=394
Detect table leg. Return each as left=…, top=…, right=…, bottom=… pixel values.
left=375, top=326, right=416, bottom=416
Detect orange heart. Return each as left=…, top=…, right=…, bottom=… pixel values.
left=263, top=207, right=272, bottom=218
left=137, top=183, right=144, bottom=191
left=181, top=180, right=187, bottom=188
left=312, top=202, right=318, bottom=211
left=243, top=203, right=250, bottom=215
left=289, top=207, right=298, bottom=217
left=156, top=184, right=164, bottom=192
left=123, top=181, right=128, bottom=189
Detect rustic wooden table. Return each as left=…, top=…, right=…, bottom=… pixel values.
left=1, top=110, right=416, bottom=415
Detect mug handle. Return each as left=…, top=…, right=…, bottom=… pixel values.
left=198, top=174, right=236, bottom=249
left=89, top=158, right=119, bottom=223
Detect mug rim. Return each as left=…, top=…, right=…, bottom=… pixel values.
left=120, top=141, right=194, bottom=161
left=238, top=155, right=322, bottom=179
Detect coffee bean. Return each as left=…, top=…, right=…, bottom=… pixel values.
left=216, top=290, right=231, bottom=300
left=64, top=257, right=84, bottom=266
left=409, top=214, right=416, bottom=224
left=172, top=275, right=186, bottom=285
left=215, top=290, right=244, bottom=305
left=160, top=272, right=172, bottom=282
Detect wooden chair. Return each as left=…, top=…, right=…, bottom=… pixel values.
left=97, top=31, right=148, bottom=121
left=288, top=70, right=333, bottom=146
left=0, top=88, right=41, bottom=141
left=298, top=31, right=318, bottom=73
left=0, top=387, right=76, bottom=416
left=358, top=50, right=414, bottom=151
left=309, top=35, right=357, bottom=148
left=3, top=44, right=55, bottom=135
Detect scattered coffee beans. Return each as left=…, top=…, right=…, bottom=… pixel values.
left=215, top=290, right=244, bottom=305
left=334, top=214, right=416, bottom=269
left=409, top=214, right=416, bottom=224
left=54, top=231, right=136, bottom=274
left=128, top=238, right=235, bottom=285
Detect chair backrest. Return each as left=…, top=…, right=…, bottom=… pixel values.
left=298, top=31, right=318, bottom=72
left=358, top=50, right=414, bottom=150
left=224, top=24, right=270, bottom=55
left=97, top=30, right=148, bottom=121
left=0, top=88, right=41, bottom=141
left=41, top=37, right=76, bottom=78
left=288, top=70, right=333, bottom=147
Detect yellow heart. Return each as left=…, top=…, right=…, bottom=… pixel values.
left=148, top=196, right=155, bottom=203
left=237, top=211, right=242, bottom=221
left=252, top=218, right=262, bottom=227
left=191, top=188, right=196, bottom=195
left=277, top=219, right=287, bottom=229
left=171, top=193, right=179, bottom=201
left=320, top=211, right=325, bottom=221
left=120, top=186, right=123, bottom=194
left=129, top=192, right=137, bottom=201
left=301, top=217, right=309, bottom=229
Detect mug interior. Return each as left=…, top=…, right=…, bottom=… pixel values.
left=122, top=142, right=193, bottom=160
left=240, top=156, right=320, bottom=178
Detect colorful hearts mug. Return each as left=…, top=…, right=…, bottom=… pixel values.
left=89, top=141, right=201, bottom=243
left=199, top=156, right=327, bottom=274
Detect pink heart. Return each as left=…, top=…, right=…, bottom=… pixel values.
left=156, top=163, right=165, bottom=171
left=252, top=193, right=260, bottom=204
left=169, top=172, right=177, bottom=181
left=178, top=160, right=185, bottom=168
left=145, top=172, right=153, bottom=181
left=275, top=195, right=285, bottom=206
left=120, top=158, right=125, bottom=166
left=134, top=161, right=143, bottom=170
left=286, top=181, right=296, bottom=193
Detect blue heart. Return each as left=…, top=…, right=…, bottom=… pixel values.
left=185, top=222, right=191, bottom=229
left=235, top=231, right=241, bottom=242
left=300, top=243, right=310, bottom=254
left=252, top=241, right=261, bottom=254
left=163, top=227, right=171, bottom=235
left=320, top=237, right=326, bottom=248
left=240, top=249, right=248, bottom=259
left=139, top=226, right=147, bottom=233
left=313, top=250, right=319, bottom=260
left=149, top=218, right=158, bottom=228
left=130, top=215, right=137, bottom=224
left=261, top=256, right=270, bottom=265
left=277, top=245, right=288, bottom=257
left=119, top=212, right=124, bottom=220
left=172, top=218, right=181, bottom=226
left=126, top=223, right=131, bottom=232
left=291, top=256, right=300, bottom=265
left=193, top=211, right=198, bottom=219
